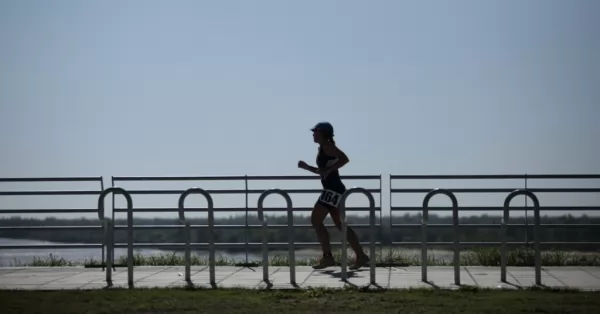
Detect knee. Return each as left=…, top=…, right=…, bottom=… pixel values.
left=311, top=214, right=323, bottom=227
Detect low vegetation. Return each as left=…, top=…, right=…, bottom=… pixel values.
left=2, top=286, right=599, bottom=314
left=12, top=247, right=600, bottom=267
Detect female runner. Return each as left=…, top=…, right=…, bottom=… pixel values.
left=297, top=122, right=370, bottom=270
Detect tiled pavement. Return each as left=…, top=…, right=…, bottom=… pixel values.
left=1, top=266, right=599, bottom=291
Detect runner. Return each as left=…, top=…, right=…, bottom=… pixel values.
left=297, top=121, right=370, bottom=270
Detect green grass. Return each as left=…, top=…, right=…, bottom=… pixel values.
left=12, top=247, right=600, bottom=267
left=1, top=287, right=599, bottom=314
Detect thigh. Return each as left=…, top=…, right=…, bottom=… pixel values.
left=311, top=202, right=330, bottom=224
left=315, top=188, right=345, bottom=225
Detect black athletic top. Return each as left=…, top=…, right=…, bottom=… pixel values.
left=316, top=145, right=346, bottom=193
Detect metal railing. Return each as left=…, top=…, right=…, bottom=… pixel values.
left=98, top=186, right=132, bottom=286
left=178, top=187, right=215, bottom=286
left=0, top=176, right=106, bottom=262
left=102, top=183, right=379, bottom=289
left=340, top=187, right=377, bottom=284
left=390, top=174, right=600, bottom=286
left=1, top=173, right=599, bottom=289
left=108, top=175, right=383, bottom=267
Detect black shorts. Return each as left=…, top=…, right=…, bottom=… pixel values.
left=315, top=188, right=346, bottom=210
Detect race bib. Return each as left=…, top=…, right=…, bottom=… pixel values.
left=319, top=189, right=342, bottom=207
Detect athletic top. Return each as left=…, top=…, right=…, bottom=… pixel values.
left=316, top=145, right=346, bottom=193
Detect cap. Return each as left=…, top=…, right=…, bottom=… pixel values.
left=311, top=121, right=334, bottom=136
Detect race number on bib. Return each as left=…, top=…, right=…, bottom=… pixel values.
left=319, top=189, right=342, bottom=207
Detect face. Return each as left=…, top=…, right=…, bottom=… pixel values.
left=312, top=129, right=324, bottom=143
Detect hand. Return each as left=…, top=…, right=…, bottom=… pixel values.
left=297, top=160, right=308, bottom=169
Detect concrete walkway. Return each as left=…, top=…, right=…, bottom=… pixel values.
left=1, top=266, right=599, bottom=291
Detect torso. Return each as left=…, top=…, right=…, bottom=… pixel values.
left=316, top=145, right=346, bottom=193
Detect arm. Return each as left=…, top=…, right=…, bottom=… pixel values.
left=321, top=143, right=350, bottom=172
left=301, top=164, right=319, bottom=174
left=298, top=161, right=319, bottom=174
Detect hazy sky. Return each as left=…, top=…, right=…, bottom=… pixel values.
left=0, top=0, right=598, bottom=220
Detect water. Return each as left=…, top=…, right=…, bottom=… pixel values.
left=2, top=238, right=501, bottom=267
left=0, top=238, right=328, bottom=266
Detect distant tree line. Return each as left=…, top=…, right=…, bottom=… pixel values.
left=1, top=214, right=599, bottom=251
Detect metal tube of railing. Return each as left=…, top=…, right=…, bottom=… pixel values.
left=111, top=176, right=116, bottom=267
left=502, top=189, right=541, bottom=285
left=244, top=175, right=249, bottom=265
left=339, top=187, right=376, bottom=284
left=257, top=189, right=295, bottom=285
left=257, top=193, right=269, bottom=284
left=178, top=188, right=215, bottom=285
left=422, top=188, right=460, bottom=285
left=100, top=179, right=105, bottom=271
left=501, top=199, right=509, bottom=282
left=98, top=187, right=132, bottom=287
left=421, top=199, right=428, bottom=282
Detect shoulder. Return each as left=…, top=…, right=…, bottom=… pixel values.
left=321, top=143, right=340, bottom=155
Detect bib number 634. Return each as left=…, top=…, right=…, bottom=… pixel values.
left=319, top=189, right=342, bottom=207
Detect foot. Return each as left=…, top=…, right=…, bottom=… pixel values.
left=349, top=254, right=370, bottom=270
left=312, top=254, right=336, bottom=269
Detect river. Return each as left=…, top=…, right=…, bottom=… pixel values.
left=0, top=238, right=331, bottom=266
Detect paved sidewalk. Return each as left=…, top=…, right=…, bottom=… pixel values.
left=1, top=266, right=599, bottom=291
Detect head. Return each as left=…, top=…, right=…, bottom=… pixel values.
left=311, top=121, right=335, bottom=145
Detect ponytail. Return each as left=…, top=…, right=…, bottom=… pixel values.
left=328, top=136, right=336, bottom=145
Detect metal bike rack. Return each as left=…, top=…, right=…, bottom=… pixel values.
left=257, top=189, right=295, bottom=285
left=98, top=187, right=133, bottom=287
left=339, top=187, right=377, bottom=284
left=422, top=188, right=460, bottom=285
left=178, top=188, right=215, bottom=285
left=501, top=189, right=541, bottom=285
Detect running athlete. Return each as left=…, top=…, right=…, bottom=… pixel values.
left=297, top=122, right=370, bottom=270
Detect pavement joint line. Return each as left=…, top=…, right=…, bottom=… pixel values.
left=79, top=272, right=110, bottom=289
left=254, top=266, right=282, bottom=288
left=216, top=266, right=247, bottom=285
left=134, top=266, right=172, bottom=283
left=543, top=268, right=567, bottom=287
left=38, top=269, right=87, bottom=288
left=507, top=270, right=524, bottom=287
left=298, top=268, right=316, bottom=287
left=166, top=266, right=209, bottom=286
left=579, top=267, right=600, bottom=280
left=463, top=267, right=478, bottom=287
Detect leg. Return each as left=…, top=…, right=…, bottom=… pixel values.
left=311, top=203, right=332, bottom=254
left=328, top=206, right=367, bottom=257
left=310, top=203, right=336, bottom=269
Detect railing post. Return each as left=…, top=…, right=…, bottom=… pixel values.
left=98, top=187, right=133, bottom=287
left=501, top=198, right=509, bottom=282
left=257, top=189, right=294, bottom=285
left=99, top=179, right=105, bottom=271
left=423, top=189, right=460, bottom=285
left=178, top=188, right=215, bottom=285
left=256, top=193, right=269, bottom=284
left=502, top=189, right=541, bottom=285
left=421, top=197, right=428, bottom=282
left=339, top=187, right=377, bottom=284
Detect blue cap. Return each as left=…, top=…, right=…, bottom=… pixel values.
left=311, top=121, right=334, bottom=136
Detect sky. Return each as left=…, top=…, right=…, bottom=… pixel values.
left=0, top=0, right=599, bottom=221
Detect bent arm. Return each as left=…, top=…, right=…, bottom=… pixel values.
left=300, top=163, right=320, bottom=174
left=322, top=144, right=350, bottom=172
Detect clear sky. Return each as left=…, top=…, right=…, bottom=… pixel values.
left=1, top=0, right=598, bottom=221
